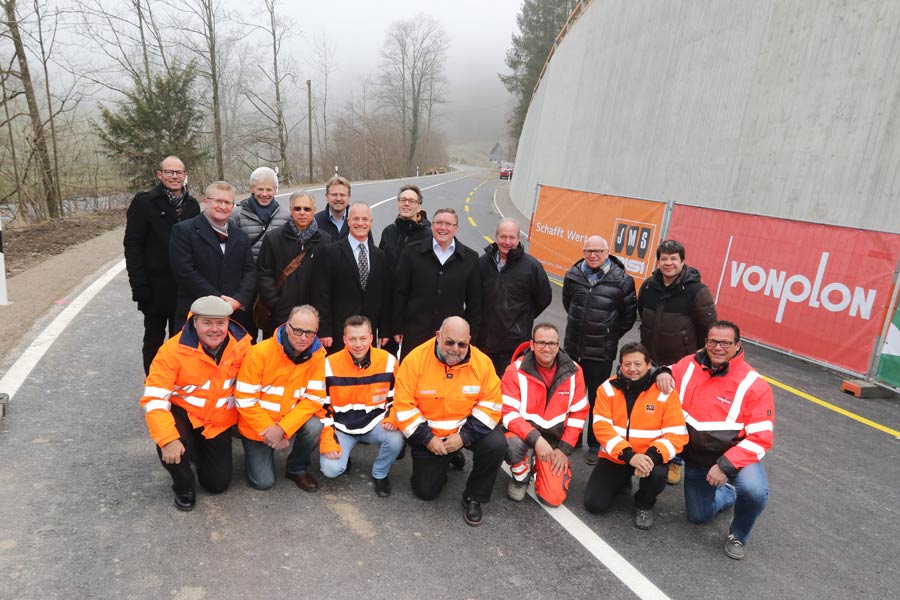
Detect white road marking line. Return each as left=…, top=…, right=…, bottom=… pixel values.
left=501, top=465, right=671, bottom=600
left=492, top=187, right=529, bottom=238
left=369, top=174, right=471, bottom=209
left=0, top=259, right=126, bottom=401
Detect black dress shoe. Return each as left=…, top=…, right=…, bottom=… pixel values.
left=286, top=471, right=319, bottom=492
left=450, top=451, right=466, bottom=471
left=372, top=475, right=391, bottom=497
left=173, top=490, right=196, bottom=512
left=461, top=495, right=483, bottom=527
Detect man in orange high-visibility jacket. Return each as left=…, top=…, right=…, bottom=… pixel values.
left=393, top=316, right=505, bottom=526
left=141, top=295, right=252, bottom=511
left=235, top=304, right=336, bottom=492
left=319, top=315, right=404, bottom=497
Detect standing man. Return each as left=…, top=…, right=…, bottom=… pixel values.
left=638, top=238, right=717, bottom=484
left=319, top=316, right=405, bottom=497
left=393, top=317, right=506, bottom=526
left=124, top=155, right=200, bottom=373
left=314, top=175, right=352, bottom=240
left=170, top=181, right=257, bottom=334
left=501, top=323, right=587, bottom=507
left=314, top=203, right=391, bottom=353
left=140, top=296, right=251, bottom=511
left=658, top=321, right=774, bottom=559
left=392, top=208, right=482, bottom=360
left=477, top=218, right=552, bottom=376
left=230, top=167, right=289, bottom=261
left=378, top=184, right=431, bottom=268
left=562, top=235, right=637, bottom=465
left=234, top=305, right=334, bottom=492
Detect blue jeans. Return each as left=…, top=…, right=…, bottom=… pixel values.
left=241, top=418, right=323, bottom=490
left=319, top=425, right=405, bottom=480
left=683, top=461, right=769, bottom=544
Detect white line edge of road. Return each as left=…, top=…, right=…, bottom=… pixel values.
left=0, top=259, right=126, bottom=401
left=501, top=466, right=670, bottom=600
left=492, top=186, right=530, bottom=239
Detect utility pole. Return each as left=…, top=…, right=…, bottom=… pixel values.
left=306, top=79, right=313, bottom=183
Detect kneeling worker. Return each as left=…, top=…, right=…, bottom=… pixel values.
left=140, top=295, right=252, bottom=511
left=584, top=342, right=687, bottom=530
left=320, top=316, right=405, bottom=497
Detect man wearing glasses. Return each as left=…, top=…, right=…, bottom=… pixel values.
left=657, top=320, right=774, bottom=560
left=392, top=208, right=482, bottom=361
left=501, top=323, right=588, bottom=506
left=170, top=181, right=256, bottom=334
left=315, top=175, right=352, bottom=240
left=125, top=156, right=200, bottom=373
left=562, top=236, right=637, bottom=465
left=393, top=317, right=505, bottom=526
left=234, top=305, right=334, bottom=493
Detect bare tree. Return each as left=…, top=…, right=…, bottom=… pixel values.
left=377, top=15, right=448, bottom=176
left=310, top=30, right=336, bottom=168
left=30, top=0, right=62, bottom=210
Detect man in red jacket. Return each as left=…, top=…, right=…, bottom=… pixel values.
left=658, top=320, right=774, bottom=560
left=501, top=323, right=588, bottom=506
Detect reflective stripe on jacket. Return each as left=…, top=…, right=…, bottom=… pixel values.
left=593, top=377, right=688, bottom=464
left=323, top=347, right=396, bottom=438
left=393, top=338, right=501, bottom=446
left=141, top=319, right=251, bottom=447
left=672, top=350, right=775, bottom=475
left=234, top=325, right=337, bottom=452
left=501, top=341, right=588, bottom=455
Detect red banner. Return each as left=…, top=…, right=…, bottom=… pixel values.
left=528, top=185, right=666, bottom=286
left=668, top=205, right=900, bottom=374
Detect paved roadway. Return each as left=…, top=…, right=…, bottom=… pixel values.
left=2, top=166, right=900, bottom=599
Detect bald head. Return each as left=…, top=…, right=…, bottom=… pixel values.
left=436, top=316, right=471, bottom=366
left=582, top=235, right=610, bottom=269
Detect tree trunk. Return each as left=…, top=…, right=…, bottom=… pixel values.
left=202, top=0, right=224, bottom=179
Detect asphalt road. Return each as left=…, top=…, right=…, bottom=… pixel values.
left=1, top=166, right=899, bottom=599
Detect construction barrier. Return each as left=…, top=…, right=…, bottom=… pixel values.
left=876, top=294, right=900, bottom=387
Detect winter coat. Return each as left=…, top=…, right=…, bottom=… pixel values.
left=229, top=196, right=290, bottom=261
left=169, top=214, right=257, bottom=330
left=392, top=237, right=482, bottom=357
left=637, top=265, right=717, bottom=366
left=561, top=255, right=637, bottom=363
left=314, top=208, right=349, bottom=241
left=379, top=214, right=432, bottom=269
left=476, top=243, right=553, bottom=355
left=256, top=223, right=332, bottom=330
left=124, top=183, right=200, bottom=314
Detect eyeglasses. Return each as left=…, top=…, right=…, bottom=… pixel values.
left=327, top=192, right=349, bottom=199
left=286, top=323, right=317, bottom=338
left=398, top=198, right=420, bottom=204
left=532, top=340, right=559, bottom=349
left=583, top=249, right=609, bottom=256
left=292, top=206, right=314, bottom=212
left=442, top=338, right=469, bottom=350
left=433, top=221, right=458, bottom=228
left=706, top=339, right=736, bottom=349
left=161, top=169, right=186, bottom=177
left=207, top=198, right=233, bottom=207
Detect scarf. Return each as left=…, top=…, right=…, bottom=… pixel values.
left=248, top=194, right=279, bottom=225
left=164, top=186, right=185, bottom=217
left=290, top=215, right=319, bottom=247
left=203, top=212, right=228, bottom=242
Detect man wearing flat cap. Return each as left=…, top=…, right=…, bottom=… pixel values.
left=140, top=295, right=252, bottom=511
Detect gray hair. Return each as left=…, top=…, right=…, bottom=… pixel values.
left=250, top=166, right=278, bottom=189
left=496, top=218, right=520, bottom=236
left=288, top=304, right=320, bottom=322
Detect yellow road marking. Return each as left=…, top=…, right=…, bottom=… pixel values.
left=464, top=205, right=469, bottom=213
left=764, top=376, right=900, bottom=437
left=468, top=216, right=477, bottom=227
left=466, top=196, right=471, bottom=203
left=483, top=235, right=493, bottom=244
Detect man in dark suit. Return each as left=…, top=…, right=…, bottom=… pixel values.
left=315, top=203, right=391, bottom=353
left=314, top=175, right=351, bottom=240
left=170, top=181, right=257, bottom=334
left=124, top=155, right=201, bottom=374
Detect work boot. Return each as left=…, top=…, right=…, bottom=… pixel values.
left=667, top=462, right=682, bottom=485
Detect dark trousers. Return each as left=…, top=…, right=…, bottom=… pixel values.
left=583, top=459, right=668, bottom=513
left=156, top=405, right=233, bottom=496
left=487, top=352, right=514, bottom=378
left=410, top=427, right=506, bottom=503
left=142, top=311, right=178, bottom=375
left=579, top=359, right=613, bottom=452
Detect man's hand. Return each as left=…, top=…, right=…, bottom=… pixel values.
left=442, top=433, right=464, bottom=453
left=426, top=436, right=447, bottom=455
left=549, top=448, right=569, bottom=476
left=220, top=295, right=242, bottom=311
left=382, top=421, right=398, bottom=431
left=706, top=464, right=727, bottom=487
left=393, top=334, right=403, bottom=344
left=629, top=453, right=655, bottom=478
left=534, top=436, right=553, bottom=463
left=160, top=440, right=185, bottom=464
left=261, top=424, right=286, bottom=448
left=322, top=450, right=340, bottom=460
left=378, top=337, right=389, bottom=348
left=656, top=372, right=675, bottom=394
left=320, top=337, right=333, bottom=348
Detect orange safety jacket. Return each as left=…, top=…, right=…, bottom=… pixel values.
left=393, top=338, right=502, bottom=447
left=593, top=374, right=688, bottom=465
left=141, top=318, right=251, bottom=448
left=323, top=347, right=396, bottom=443
left=234, top=325, right=338, bottom=453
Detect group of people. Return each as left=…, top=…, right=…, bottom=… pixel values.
left=124, top=156, right=774, bottom=560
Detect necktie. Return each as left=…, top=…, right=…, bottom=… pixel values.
left=358, top=244, right=369, bottom=290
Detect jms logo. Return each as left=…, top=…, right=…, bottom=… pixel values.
left=613, top=219, right=656, bottom=276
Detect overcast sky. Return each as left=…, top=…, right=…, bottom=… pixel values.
left=276, top=0, right=522, bottom=145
